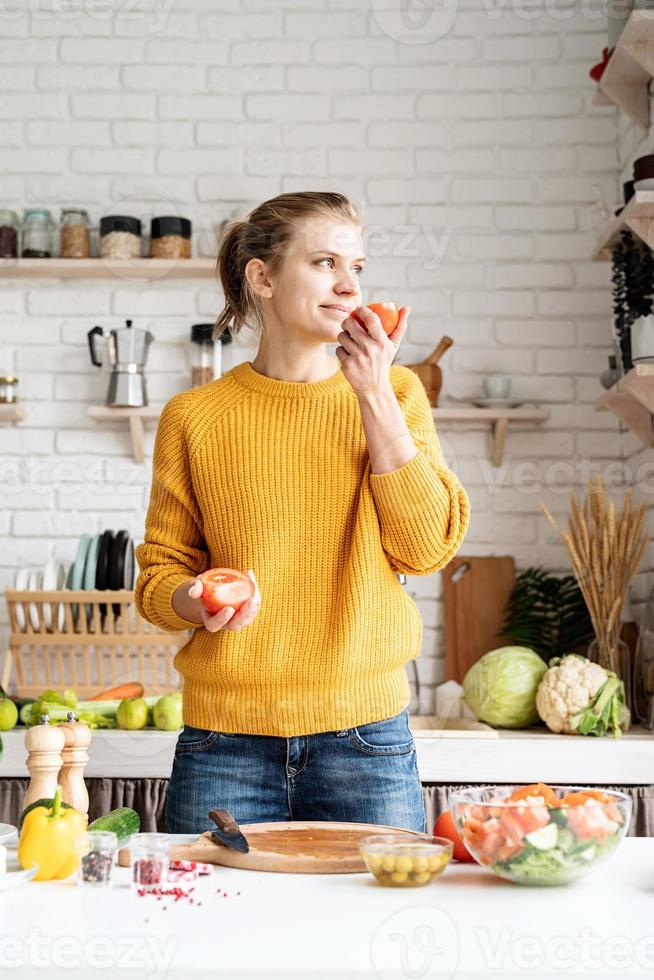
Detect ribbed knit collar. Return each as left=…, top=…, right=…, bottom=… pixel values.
left=230, top=360, right=351, bottom=399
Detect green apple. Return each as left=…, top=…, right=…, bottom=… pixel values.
left=0, top=697, right=18, bottom=731
left=153, top=694, right=183, bottom=731
left=116, top=697, right=149, bottom=730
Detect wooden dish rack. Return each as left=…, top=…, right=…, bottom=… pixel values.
left=3, top=589, right=190, bottom=698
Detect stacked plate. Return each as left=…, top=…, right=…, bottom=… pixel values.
left=13, top=529, right=135, bottom=632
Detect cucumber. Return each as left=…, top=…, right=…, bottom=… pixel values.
left=88, top=807, right=140, bottom=847
left=575, top=844, right=597, bottom=862
left=557, top=828, right=576, bottom=854
left=18, top=796, right=75, bottom=833
left=525, top=823, right=558, bottom=850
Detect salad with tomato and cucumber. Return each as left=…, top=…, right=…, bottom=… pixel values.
left=449, top=783, right=631, bottom=886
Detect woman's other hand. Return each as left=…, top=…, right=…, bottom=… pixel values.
left=188, top=569, right=261, bottom=632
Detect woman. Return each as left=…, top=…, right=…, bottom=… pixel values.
left=135, top=191, right=470, bottom=835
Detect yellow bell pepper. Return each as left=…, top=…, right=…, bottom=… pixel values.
left=18, top=784, right=87, bottom=881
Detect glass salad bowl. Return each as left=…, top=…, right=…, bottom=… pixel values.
left=450, top=784, right=632, bottom=886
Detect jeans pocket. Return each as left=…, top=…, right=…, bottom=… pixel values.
left=347, top=709, right=415, bottom=756
left=175, top=724, right=222, bottom=754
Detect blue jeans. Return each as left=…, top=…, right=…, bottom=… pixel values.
left=165, top=708, right=426, bottom=834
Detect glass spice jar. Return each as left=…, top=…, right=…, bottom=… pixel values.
left=190, top=323, right=232, bottom=386
left=21, top=208, right=54, bottom=258
left=99, top=215, right=142, bottom=260
left=60, top=208, right=90, bottom=259
left=149, top=216, right=192, bottom=259
left=0, top=376, right=18, bottom=404
left=0, top=209, right=19, bottom=258
left=76, top=831, right=117, bottom=887
left=130, top=833, right=170, bottom=893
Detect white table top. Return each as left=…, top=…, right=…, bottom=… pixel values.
left=1, top=837, right=652, bottom=979
left=3, top=723, right=654, bottom=783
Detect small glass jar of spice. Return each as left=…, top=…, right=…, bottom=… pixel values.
left=149, top=216, right=192, bottom=259
left=0, top=210, right=19, bottom=258
left=130, top=833, right=170, bottom=893
left=22, top=208, right=54, bottom=258
left=0, top=376, right=18, bottom=404
left=76, top=831, right=117, bottom=887
left=60, top=208, right=90, bottom=258
left=99, top=215, right=142, bottom=260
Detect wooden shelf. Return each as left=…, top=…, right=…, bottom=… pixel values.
left=0, top=403, right=25, bottom=424
left=595, top=363, right=654, bottom=446
left=88, top=405, right=161, bottom=463
left=598, top=9, right=654, bottom=129
left=0, top=257, right=215, bottom=280
left=86, top=402, right=548, bottom=467
left=433, top=404, right=550, bottom=467
left=592, top=190, right=654, bottom=260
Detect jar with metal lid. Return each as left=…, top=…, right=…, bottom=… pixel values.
left=21, top=208, right=54, bottom=258
left=150, top=216, right=192, bottom=259
left=60, top=208, right=90, bottom=259
left=99, top=215, right=142, bottom=260
left=0, top=376, right=18, bottom=404
left=0, top=209, right=18, bottom=258
left=190, top=324, right=232, bottom=387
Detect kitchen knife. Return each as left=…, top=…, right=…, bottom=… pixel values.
left=208, top=808, right=250, bottom=853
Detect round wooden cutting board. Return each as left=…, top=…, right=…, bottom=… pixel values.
left=118, top=821, right=431, bottom=874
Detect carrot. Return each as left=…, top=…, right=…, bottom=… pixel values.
left=508, top=783, right=558, bottom=807
left=559, top=790, right=615, bottom=806
left=88, top=682, right=144, bottom=702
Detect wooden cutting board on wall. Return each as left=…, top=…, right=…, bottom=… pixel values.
left=443, top=556, right=516, bottom=683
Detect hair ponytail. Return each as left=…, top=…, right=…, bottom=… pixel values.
left=213, top=191, right=363, bottom=341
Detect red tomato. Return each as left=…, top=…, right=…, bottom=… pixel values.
left=434, top=810, right=475, bottom=863
left=352, top=302, right=400, bottom=337
left=198, top=568, right=255, bottom=617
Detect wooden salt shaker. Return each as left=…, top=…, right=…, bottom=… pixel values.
left=58, top=711, right=92, bottom=816
left=23, top=714, right=66, bottom=811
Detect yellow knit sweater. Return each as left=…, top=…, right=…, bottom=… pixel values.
left=135, top=360, right=470, bottom=737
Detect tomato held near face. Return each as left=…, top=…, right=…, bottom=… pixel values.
left=352, top=302, right=400, bottom=337
left=197, top=568, right=255, bottom=616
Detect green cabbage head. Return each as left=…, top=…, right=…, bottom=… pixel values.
left=462, top=646, right=547, bottom=728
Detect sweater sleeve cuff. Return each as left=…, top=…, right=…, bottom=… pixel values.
left=146, top=573, right=200, bottom=632
left=369, top=451, right=453, bottom=527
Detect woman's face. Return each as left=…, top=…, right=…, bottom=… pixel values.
left=257, top=215, right=365, bottom=342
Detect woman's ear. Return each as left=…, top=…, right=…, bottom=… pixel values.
left=245, top=257, right=273, bottom=300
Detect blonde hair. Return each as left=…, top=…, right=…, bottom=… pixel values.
left=214, top=191, right=363, bottom=340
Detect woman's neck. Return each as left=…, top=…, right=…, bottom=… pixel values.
left=251, top=346, right=339, bottom=384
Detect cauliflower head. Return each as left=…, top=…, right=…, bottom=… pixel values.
left=536, top=655, right=608, bottom=734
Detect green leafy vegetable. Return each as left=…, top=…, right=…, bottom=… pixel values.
left=462, top=646, right=548, bottom=728
left=501, top=567, right=594, bottom=661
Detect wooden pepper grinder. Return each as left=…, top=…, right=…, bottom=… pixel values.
left=23, top=714, right=66, bottom=811
left=58, top=711, right=92, bottom=816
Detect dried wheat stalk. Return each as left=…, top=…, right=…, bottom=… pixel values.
left=542, top=476, right=648, bottom=674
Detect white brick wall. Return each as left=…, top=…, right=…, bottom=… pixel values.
left=617, top=79, right=654, bottom=624
left=0, top=0, right=625, bottom=713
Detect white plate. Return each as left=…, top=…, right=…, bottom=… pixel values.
left=473, top=398, right=524, bottom=409
left=27, top=569, right=43, bottom=631
left=0, top=852, right=38, bottom=892
left=42, top=557, right=66, bottom=631
left=0, top=823, right=17, bottom=845
left=13, top=567, right=30, bottom=630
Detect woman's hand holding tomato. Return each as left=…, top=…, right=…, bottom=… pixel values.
left=334, top=301, right=410, bottom=397
left=189, top=568, right=261, bottom=633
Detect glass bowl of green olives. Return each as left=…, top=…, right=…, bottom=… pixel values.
left=359, top=835, right=454, bottom=887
